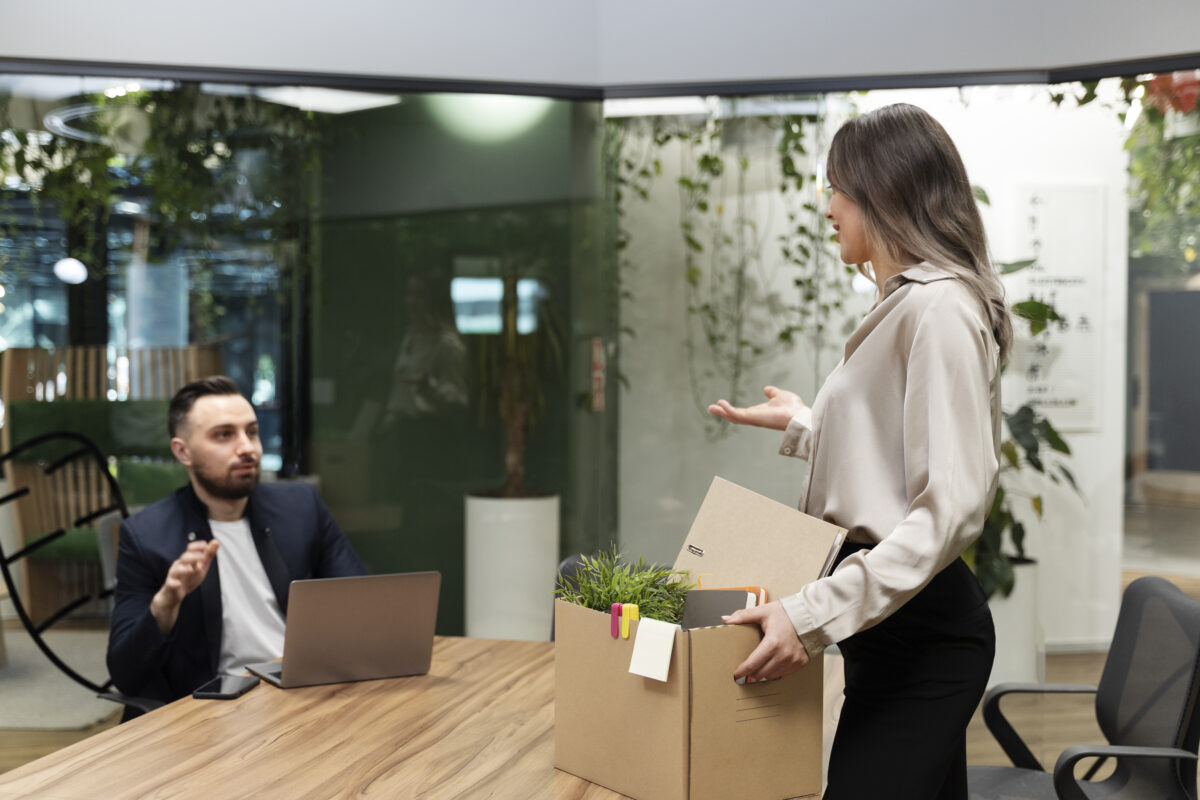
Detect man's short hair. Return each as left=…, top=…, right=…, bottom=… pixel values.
left=168, top=376, right=243, bottom=438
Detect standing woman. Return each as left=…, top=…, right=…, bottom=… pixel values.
left=710, top=103, right=1011, bottom=800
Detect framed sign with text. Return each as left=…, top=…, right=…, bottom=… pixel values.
left=1001, top=184, right=1106, bottom=432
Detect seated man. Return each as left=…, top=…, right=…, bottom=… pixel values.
left=107, top=376, right=365, bottom=717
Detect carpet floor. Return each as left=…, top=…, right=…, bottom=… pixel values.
left=0, top=630, right=119, bottom=730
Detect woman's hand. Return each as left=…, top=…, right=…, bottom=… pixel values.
left=722, top=601, right=810, bottom=682
left=707, top=385, right=806, bottom=432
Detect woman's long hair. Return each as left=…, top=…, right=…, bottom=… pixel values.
left=826, top=103, right=1013, bottom=364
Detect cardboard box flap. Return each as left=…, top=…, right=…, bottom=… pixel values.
left=672, top=476, right=846, bottom=599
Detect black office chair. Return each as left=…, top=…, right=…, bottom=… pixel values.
left=968, top=576, right=1200, bottom=800
left=0, top=431, right=163, bottom=716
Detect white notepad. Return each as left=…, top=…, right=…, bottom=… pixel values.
left=628, top=617, right=679, bottom=682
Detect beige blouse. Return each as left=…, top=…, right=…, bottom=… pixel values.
left=779, top=264, right=1001, bottom=656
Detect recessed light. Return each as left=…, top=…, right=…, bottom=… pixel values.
left=53, top=257, right=88, bottom=285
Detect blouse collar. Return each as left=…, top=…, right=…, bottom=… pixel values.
left=880, top=263, right=955, bottom=300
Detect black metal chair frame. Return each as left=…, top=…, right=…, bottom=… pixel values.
left=971, top=576, right=1200, bottom=800
left=0, top=431, right=162, bottom=715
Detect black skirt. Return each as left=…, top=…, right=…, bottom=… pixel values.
left=823, top=541, right=996, bottom=800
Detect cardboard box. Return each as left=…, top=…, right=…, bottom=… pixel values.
left=555, top=477, right=847, bottom=800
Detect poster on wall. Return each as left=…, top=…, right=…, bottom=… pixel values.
left=1001, top=184, right=1105, bottom=432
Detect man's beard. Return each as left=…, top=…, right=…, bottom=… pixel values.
left=193, top=460, right=260, bottom=500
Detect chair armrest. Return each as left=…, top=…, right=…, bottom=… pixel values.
left=1052, top=744, right=1198, bottom=800
left=982, top=682, right=1098, bottom=770
left=98, top=692, right=165, bottom=716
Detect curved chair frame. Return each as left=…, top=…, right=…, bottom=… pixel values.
left=0, top=431, right=160, bottom=714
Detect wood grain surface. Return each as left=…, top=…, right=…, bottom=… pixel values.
left=0, top=637, right=627, bottom=800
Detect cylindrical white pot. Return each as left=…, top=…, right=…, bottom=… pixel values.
left=987, top=559, right=1045, bottom=686
left=465, top=494, right=560, bottom=641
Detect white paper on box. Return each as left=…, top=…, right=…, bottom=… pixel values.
left=628, top=618, right=679, bottom=682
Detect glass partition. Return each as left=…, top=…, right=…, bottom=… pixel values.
left=604, top=80, right=1193, bottom=653
left=2, top=66, right=1197, bottom=643
left=0, top=77, right=618, bottom=634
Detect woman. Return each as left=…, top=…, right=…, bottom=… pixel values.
left=710, top=103, right=1011, bottom=800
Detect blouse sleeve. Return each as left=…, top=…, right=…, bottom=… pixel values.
left=778, top=407, right=814, bottom=461
left=780, top=291, right=1000, bottom=655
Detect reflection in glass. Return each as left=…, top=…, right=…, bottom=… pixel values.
left=451, top=277, right=547, bottom=334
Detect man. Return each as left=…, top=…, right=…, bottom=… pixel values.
left=107, top=376, right=365, bottom=717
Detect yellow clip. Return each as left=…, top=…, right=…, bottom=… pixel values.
left=621, top=603, right=639, bottom=639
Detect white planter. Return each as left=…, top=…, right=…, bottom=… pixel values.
left=987, top=559, right=1045, bottom=686
left=464, top=494, right=560, bottom=641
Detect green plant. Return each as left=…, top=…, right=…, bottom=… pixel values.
left=1048, top=73, right=1200, bottom=283
left=0, top=84, right=323, bottom=346
left=969, top=296, right=1079, bottom=598
left=554, top=546, right=696, bottom=624
left=606, top=104, right=852, bottom=440
left=473, top=210, right=567, bottom=498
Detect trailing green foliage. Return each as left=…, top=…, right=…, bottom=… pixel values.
left=0, top=84, right=323, bottom=343
left=970, top=402, right=1077, bottom=598
left=606, top=105, right=852, bottom=441
left=1011, top=298, right=1064, bottom=337
left=554, top=546, right=696, bottom=624
left=966, top=221, right=1079, bottom=598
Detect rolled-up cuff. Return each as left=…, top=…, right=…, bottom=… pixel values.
left=778, top=408, right=813, bottom=460
left=781, top=590, right=827, bottom=658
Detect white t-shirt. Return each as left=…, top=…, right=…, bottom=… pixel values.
left=209, top=518, right=287, bottom=676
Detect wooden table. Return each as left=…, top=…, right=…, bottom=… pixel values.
left=0, top=637, right=627, bottom=799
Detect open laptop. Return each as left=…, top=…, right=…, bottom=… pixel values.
left=245, top=570, right=440, bottom=688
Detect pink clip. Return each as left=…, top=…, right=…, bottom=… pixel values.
left=611, top=603, right=623, bottom=639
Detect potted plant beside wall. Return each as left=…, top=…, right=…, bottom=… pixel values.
left=970, top=294, right=1078, bottom=685
left=464, top=213, right=566, bottom=641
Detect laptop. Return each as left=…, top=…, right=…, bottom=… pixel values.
left=245, top=571, right=440, bottom=689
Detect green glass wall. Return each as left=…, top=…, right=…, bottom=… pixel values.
left=309, top=96, right=617, bottom=633
left=0, top=79, right=619, bottom=634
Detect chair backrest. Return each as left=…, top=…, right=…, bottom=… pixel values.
left=1096, top=576, right=1200, bottom=793
left=94, top=509, right=124, bottom=592
left=0, top=431, right=130, bottom=694
left=0, top=345, right=219, bottom=618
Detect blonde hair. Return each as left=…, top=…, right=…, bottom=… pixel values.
left=826, top=103, right=1012, bottom=364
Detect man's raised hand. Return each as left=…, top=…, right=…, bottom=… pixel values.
left=150, top=540, right=219, bottom=635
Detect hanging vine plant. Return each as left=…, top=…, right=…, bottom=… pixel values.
left=607, top=101, right=853, bottom=440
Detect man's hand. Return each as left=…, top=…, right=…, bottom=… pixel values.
left=722, top=600, right=810, bottom=682
left=707, top=385, right=807, bottom=432
left=150, top=540, right=220, bottom=636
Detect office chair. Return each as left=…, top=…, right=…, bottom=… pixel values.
left=0, top=431, right=163, bottom=716
left=968, top=576, right=1200, bottom=800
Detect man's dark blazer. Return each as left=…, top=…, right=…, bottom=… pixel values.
left=106, top=481, right=366, bottom=716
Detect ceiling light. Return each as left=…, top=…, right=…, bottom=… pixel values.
left=53, top=258, right=88, bottom=285
left=201, top=83, right=401, bottom=115
left=43, top=103, right=106, bottom=143
left=426, top=94, right=554, bottom=143
left=256, top=86, right=401, bottom=114
left=0, top=76, right=173, bottom=102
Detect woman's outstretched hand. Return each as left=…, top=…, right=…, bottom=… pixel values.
left=707, top=385, right=806, bottom=432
